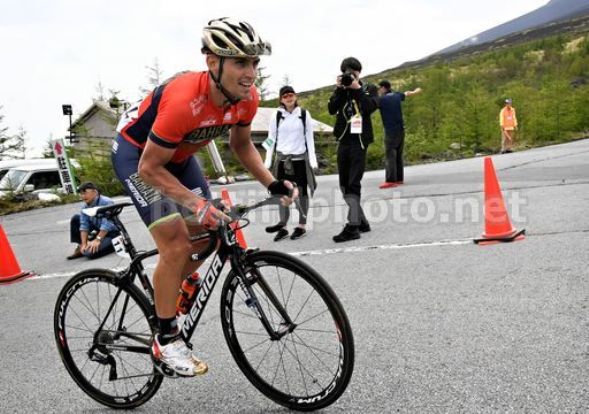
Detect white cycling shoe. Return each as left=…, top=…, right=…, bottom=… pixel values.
left=151, top=335, right=208, bottom=377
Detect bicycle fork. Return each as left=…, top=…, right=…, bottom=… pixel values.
left=232, top=254, right=297, bottom=341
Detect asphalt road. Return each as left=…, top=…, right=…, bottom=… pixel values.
left=0, top=139, right=588, bottom=413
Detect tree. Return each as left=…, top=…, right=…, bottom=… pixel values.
left=462, top=82, right=493, bottom=153
left=139, top=57, right=164, bottom=97
left=282, top=74, right=292, bottom=88
left=255, top=66, right=271, bottom=100
left=0, top=106, right=25, bottom=160
left=95, top=80, right=106, bottom=101
left=42, top=135, right=55, bottom=158
left=11, top=126, right=27, bottom=159
left=0, top=105, right=11, bottom=160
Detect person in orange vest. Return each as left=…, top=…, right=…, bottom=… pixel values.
left=499, top=98, right=518, bottom=153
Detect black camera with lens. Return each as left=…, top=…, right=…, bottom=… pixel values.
left=340, top=71, right=355, bottom=87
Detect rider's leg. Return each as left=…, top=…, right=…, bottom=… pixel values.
left=149, top=216, right=208, bottom=376
left=150, top=216, right=193, bottom=321
left=180, top=221, right=212, bottom=276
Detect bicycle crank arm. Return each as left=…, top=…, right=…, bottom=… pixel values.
left=102, top=344, right=151, bottom=354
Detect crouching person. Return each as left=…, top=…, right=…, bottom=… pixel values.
left=67, top=182, right=121, bottom=260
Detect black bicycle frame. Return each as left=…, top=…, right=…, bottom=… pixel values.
left=94, top=205, right=296, bottom=357
left=180, top=225, right=295, bottom=342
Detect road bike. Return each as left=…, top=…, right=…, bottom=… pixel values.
left=54, top=196, right=355, bottom=411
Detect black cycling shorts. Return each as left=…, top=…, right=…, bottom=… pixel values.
left=111, top=134, right=211, bottom=230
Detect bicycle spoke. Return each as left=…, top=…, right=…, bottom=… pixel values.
left=254, top=341, right=275, bottom=372
left=69, top=347, right=95, bottom=353
left=234, top=330, right=271, bottom=338
left=63, top=335, right=94, bottom=340
left=278, top=340, right=291, bottom=395
left=286, top=269, right=298, bottom=310
left=288, top=333, right=340, bottom=358
left=296, top=327, right=338, bottom=335
left=76, top=287, right=100, bottom=324
left=291, top=331, right=338, bottom=375
left=88, top=360, right=102, bottom=384
left=296, top=309, right=331, bottom=327
left=277, top=267, right=297, bottom=311
left=282, top=337, right=326, bottom=391
left=64, top=324, right=95, bottom=334
left=114, top=351, right=148, bottom=377
left=230, top=306, right=260, bottom=320
left=242, top=336, right=273, bottom=354
left=99, top=365, right=106, bottom=391
left=67, top=302, right=97, bottom=335
left=115, top=353, right=136, bottom=397
left=292, top=288, right=317, bottom=323
left=222, top=252, right=354, bottom=409
left=122, top=311, right=148, bottom=332
left=271, top=341, right=284, bottom=388
left=289, top=334, right=310, bottom=396
left=56, top=272, right=162, bottom=407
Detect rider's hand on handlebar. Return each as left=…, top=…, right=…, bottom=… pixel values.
left=268, top=180, right=299, bottom=207
left=193, top=198, right=232, bottom=230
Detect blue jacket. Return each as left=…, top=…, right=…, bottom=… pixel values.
left=79, top=194, right=119, bottom=234
left=379, top=92, right=406, bottom=135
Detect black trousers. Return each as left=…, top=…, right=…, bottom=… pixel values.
left=337, top=141, right=368, bottom=226
left=276, top=159, right=309, bottom=225
left=384, top=130, right=405, bottom=183
left=70, top=214, right=119, bottom=259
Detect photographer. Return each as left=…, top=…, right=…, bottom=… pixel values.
left=328, top=57, right=378, bottom=242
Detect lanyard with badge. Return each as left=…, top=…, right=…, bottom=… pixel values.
left=349, top=100, right=362, bottom=134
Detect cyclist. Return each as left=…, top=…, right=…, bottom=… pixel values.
left=112, top=17, right=297, bottom=377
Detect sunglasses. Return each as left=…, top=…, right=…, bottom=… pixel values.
left=281, top=93, right=295, bottom=98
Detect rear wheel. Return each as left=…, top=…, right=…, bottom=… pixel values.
left=220, top=251, right=354, bottom=411
left=54, top=269, right=162, bottom=409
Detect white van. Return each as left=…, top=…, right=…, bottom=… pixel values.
left=0, top=159, right=56, bottom=180
left=0, top=163, right=65, bottom=199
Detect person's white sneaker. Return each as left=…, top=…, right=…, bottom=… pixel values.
left=151, top=336, right=208, bottom=377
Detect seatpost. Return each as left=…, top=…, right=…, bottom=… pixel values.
left=112, top=216, right=138, bottom=259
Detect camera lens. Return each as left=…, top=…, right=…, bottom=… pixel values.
left=341, top=73, right=353, bottom=87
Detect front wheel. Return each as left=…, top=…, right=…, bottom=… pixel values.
left=220, top=251, right=354, bottom=411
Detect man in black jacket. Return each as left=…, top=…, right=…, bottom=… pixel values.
left=328, top=57, right=378, bottom=242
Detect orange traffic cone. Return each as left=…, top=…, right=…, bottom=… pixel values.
left=220, top=188, right=248, bottom=249
left=474, top=157, right=525, bottom=244
left=0, top=224, right=34, bottom=284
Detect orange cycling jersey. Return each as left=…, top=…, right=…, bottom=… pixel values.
left=117, top=71, right=259, bottom=163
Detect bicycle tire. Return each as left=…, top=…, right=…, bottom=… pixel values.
left=220, top=250, right=354, bottom=411
left=54, top=268, right=163, bottom=409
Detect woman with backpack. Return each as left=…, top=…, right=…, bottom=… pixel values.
left=264, top=85, right=318, bottom=241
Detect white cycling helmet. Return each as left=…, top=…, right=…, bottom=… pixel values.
left=202, top=17, right=272, bottom=57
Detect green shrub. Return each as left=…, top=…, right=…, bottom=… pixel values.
left=76, top=155, right=124, bottom=196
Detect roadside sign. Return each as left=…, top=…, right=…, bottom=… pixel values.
left=51, top=139, right=77, bottom=194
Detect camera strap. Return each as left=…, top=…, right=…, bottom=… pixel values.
left=349, top=101, right=362, bottom=134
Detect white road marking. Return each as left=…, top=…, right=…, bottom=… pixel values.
left=28, top=238, right=473, bottom=281
left=290, top=238, right=472, bottom=257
